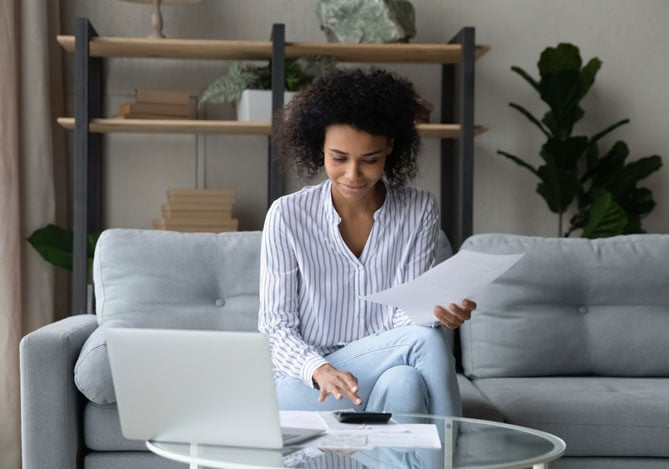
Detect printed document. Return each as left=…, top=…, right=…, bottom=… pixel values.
left=362, top=249, right=525, bottom=324
left=279, top=411, right=441, bottom=449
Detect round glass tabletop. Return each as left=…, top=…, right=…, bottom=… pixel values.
left=147, top=414, right=566, bottom=469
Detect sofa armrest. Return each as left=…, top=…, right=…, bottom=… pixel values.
left=20, top=314, right=98, bottom=469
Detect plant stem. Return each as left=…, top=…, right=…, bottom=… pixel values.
left=558, top=211, right=563, bottom=237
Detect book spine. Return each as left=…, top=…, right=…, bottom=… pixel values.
left=164, top=201, right=235, bottom=211
left=162, top=208, right=233, bottom=219
left=119, top=102, right=195, bottom=118
left=135, top=88, right=192, bottom=106
left=158, top=217, right=238, bottom=226
left=167, top=188, right=236, bottom=198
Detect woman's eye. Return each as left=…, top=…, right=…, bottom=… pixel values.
left=363, top=159, right=378, bottom=164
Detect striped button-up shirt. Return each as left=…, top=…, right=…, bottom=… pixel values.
left=258, top=180, right=439, bottom=387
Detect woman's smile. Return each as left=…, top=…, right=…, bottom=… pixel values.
left=322, top=124, right=392, bottom=206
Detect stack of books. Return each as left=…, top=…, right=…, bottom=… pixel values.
left=117, top=88, right=196, bottom=119
left=152, top=188, right=239, bottom=233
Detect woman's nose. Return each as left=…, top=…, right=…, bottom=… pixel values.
left=346, top=162, right=362, bottom=179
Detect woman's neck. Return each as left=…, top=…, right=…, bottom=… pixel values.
left=331, top=181, right=387, bottom=220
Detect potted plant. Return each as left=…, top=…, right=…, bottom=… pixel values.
left=498, top=43, right=662, bottom=238
left=27, top=224, right=100, bottom=313
left=198, top=55, right=336, bottom=121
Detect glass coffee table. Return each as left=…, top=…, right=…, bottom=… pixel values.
left=147, top=414, right=566, bottom=469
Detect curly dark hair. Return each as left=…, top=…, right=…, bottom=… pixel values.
left=276, top=67, right=422, bottom=186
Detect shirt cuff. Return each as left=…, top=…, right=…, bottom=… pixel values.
left=302, top=355, right=329, bottom=389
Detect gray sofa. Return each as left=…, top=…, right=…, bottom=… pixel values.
left=20, top=229, right=669, bottom=468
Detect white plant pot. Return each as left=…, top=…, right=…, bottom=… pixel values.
left=236, top=89, right=297, bottom=122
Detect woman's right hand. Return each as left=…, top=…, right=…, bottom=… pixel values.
left=312, top=363, right=362, bottom=406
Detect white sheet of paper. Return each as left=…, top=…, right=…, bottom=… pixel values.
left=280, top=410, right=328, bottom=430
left=301, top=424, right=441, bottom=449
left=362, top=249, right=525, bottom=324
left=280, top=411, right=442, bottom=449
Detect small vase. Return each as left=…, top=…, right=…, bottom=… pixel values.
left=236, top=89, right=297, bottom=122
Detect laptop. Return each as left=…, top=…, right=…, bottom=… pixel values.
left=105, top=327, right=324, bottom=448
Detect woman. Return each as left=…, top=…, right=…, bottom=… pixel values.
left=258, top=68, right=476, bottom=417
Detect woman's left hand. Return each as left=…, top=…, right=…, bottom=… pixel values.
left=433, top=299, right=477, bottom=329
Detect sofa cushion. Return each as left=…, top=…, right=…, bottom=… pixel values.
left=473, top=377, right=669, bottom=457
left=74, top=320, right=132, bottom=404
left=93, top=229, right=263, bottom=331
left=459, top=234, right=669, bottom=378
left=456, top=374, right=503, bottom=422
left=84, top=402, right=145, bottom=451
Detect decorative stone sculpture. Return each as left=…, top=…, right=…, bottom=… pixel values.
left=316, top=0, right=417, bottom=44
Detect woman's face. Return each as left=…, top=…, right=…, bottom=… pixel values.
left=322, top=124, right=392, bottom=204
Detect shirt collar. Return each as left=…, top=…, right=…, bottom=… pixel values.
left=322, top=179, right=391, bottom=225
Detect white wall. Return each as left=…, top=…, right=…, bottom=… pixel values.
left=59, top=0, right=668, bottom=236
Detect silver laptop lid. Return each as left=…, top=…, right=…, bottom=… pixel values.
left=106, top=328, right=285, bottom=448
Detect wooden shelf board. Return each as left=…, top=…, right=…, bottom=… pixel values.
left=57, top=117, right=486, bottom=139
left=57, top=117, right=271, bottom=135
left=57, top=36, right=489, bottom=63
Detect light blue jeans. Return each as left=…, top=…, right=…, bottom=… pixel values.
left=275, top=325, right=462, bottom=417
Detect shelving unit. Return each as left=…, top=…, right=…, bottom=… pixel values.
left=59, top=19, right=488, bottom=316
left=56, top=117, right=486, bottom=138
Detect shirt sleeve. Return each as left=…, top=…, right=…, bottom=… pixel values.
left=392, top=192, right=440, bottom=327
left=258, top=201, right=328, bottom=387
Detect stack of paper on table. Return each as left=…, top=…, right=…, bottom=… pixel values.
left=279, top=411, right=442, bottom=449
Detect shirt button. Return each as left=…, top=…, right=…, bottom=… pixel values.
left=578, top=305, right=588, bottom=315
left=215, top=298, right=225, bottom=307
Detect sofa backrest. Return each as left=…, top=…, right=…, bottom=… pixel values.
left=459, top=233, right=669, bottom=379
left=93, top=228, right=453, bottom=332
left=94, top=229, right=263, bottom=332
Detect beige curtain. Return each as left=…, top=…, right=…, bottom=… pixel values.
left=0, top=0, right=66, bottom=467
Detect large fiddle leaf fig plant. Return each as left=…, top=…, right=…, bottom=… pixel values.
left=498, top=43, right=662, bottom=237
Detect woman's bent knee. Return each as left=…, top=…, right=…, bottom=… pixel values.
left=366, top=365, right=428, bottom=414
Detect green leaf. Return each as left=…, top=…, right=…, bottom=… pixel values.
left=510, top=66, right=540, bottom=93
left=584, top=142, right=600, bottom=176
left=578, top=57, right=602, bottom=99
left=540, top=136, right=589, bottom=170
left=199, top=55, right=336, bottom=107
left=198, top=62, right=260, bottom=108
left=88, top=232, right=101, bottom=259
left=27, top=224, right=74, bottom=271
left=606, top=154, right=663, bottom=199
left=622, top=216, right=643, bottom=235
left=620, top=187, right=656, bottom=219
left=581, top=191, right=628, bottom=238
left=538, top=43, right=582, bottom=76
left=584, top=140, right=629, bottom=185
left=588, top=118, right=629, bottom=146
left=508, top=103, right=551, bottom=138
left=27, top=224, right=100, bottom=271
left=497, top=150, right=539, bottom=176
left=539, top=72, right=585, bottom=135
left=536, top=166, right=580, bottom=213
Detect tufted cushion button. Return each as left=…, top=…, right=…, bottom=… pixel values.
left=578, top=305, right=589, bottom=315
left=215, top=298, right=225, bottom=307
